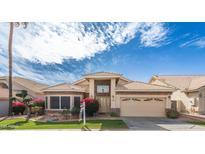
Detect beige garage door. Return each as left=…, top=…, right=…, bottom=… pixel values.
left=120, top=97, right=166, bottom=117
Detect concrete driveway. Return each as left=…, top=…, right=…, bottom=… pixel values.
left=122, top=117, right=205, bottom=131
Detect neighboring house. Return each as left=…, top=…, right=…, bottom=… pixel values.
left=42, top=72, right=174, bottom=117
left=149, top=75, right=205, bottom=114
left=0, top=76, right=48, bottom=115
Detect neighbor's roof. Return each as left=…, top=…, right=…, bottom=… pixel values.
left=151, top=75, right=205, bottom=91
left=42, top=83, right=85, bottom=92
left=0, top=76, right=48, bottom=93
left=116, top=81, right=174, bottom=92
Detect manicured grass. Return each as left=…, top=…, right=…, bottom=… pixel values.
left=187, top=120, right=205, bottom=126
left=0, top=118, right=128, bottom=130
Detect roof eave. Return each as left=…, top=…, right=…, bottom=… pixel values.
left=42, top=90, right=85, bottom=93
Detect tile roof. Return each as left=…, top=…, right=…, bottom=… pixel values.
left=42, top=83, right=85, bottom=92
left=116, top=81, right=174, bottom=92
left=153, top=75, right=205, bottom=91
left=0, top=76, right=48, bottom=93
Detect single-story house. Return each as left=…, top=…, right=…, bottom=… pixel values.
left=2, top=72, right=205, bottom=117
left=149, top=75, right=205, bottom=114
left=0, top=76, right=48, bottom=115
left=42, top=72, right=174, bottom=117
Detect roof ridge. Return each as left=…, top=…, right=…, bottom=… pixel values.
left=157, top=74, right=205, bottom=77
left=83, top=71, right=122, bottom=76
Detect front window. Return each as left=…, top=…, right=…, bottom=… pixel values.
left=45, top=96, right=48, bottom=109
left=61, top=96, right=70, bottom=109
left=97, top=85, right=109, bottom=93
left=74, top=96, right=81, bottom=108
left=50, top=96, right=59, bottom=109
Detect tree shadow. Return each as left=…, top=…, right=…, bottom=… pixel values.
left=81, top=125, right=92, bottom=131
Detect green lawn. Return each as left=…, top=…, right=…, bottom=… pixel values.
left=187, top=120, right=205, bottom=126
left=0, top=118, right=128, bottom=130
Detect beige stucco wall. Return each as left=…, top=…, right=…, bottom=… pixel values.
left=89, top=79, right=95, bottom=98
left=197, top=87, right=205, bottom=114
left=110, top=78, right=116, bottom=108
left=0, top=87, right=8, bottom=99
left=171, top=90, right=192, bottom=112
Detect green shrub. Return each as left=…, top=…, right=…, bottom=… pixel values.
left=71, top=107, right=80, bottom=115
left=166, top=109, right=180, bottom=119
left=110, top=112, right=119, bottom=117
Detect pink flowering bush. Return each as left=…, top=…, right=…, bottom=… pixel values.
left=80, top=98, right=99, bottom=116
left=31, top=97, right=45, bottom=107
left=30, top=97, right=45, bottom=115
left=12, top=102, right=25, bottom=115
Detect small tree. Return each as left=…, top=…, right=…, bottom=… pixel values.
left=10, top=90, right=32, bottom=121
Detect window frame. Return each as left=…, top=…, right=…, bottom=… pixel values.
left=61, top=96, right=70, bottom=110
left=50, top=96, right=60, bottom=109
left=74, top=96, right=81, bottom=108
left=47, top=95, right=82, bottom=110
left=97, top=85, right=110, bottom=93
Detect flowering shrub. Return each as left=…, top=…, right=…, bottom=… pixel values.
left=81, top=98, right=99, bottom=116
left=31, top=97, right=45, bottom=107
left=30, top=97, right=45, bottom=115
left=12, top=102, right=25, bottom=115
left=80, top=98, right=96, bottom=104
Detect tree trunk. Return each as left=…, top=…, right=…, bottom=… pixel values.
left=8, top=22, right=14, bottom=116
left=26, top=105, right=31, bottom=121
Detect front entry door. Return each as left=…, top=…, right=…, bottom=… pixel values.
left=96, top=96, right=110, bottom=113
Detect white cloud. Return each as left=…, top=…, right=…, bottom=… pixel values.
left=139, top=23, right=168, bottom=47
left=0, top=22, right=168, bottom=64
left=180, top=37, right=205, bottom=48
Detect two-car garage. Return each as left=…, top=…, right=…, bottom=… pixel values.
left=116, top=81, right=173, bottom=117
left=120, top=97, right=166, bottom=117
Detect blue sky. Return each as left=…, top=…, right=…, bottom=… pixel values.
left=0, top=22, right=205, bottom=85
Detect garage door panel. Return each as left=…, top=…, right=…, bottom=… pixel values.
left=120, top=97, right=166, bottom=117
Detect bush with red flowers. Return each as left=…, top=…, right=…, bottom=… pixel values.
left=31, top=97, right=45, bottom=107
left=12, top=102, right=26, bottom=115
left=80, top=98, right=99, bottom=116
